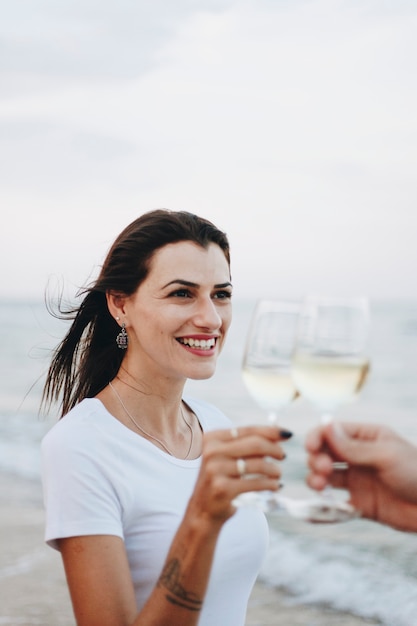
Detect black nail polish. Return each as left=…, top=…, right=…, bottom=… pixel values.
left=279, top=429, right=293, bottom=439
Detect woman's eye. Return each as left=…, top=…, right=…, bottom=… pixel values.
left=171, top=289, right=191, bottom=298
left=214, top=291, right=232, bottom=300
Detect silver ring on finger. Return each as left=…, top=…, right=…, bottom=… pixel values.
left=332, top=461, right=349, bottom=471
left=236, top=458, right=246, bottom=477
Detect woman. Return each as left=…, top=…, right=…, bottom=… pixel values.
left=305, top=421, right=417, bottom=533
left=41, top=209, right=291, bottom=626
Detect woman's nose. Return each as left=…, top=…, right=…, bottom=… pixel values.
left=193, top=298, right=222, bottom=328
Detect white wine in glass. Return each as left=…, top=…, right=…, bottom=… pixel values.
left=292, top=295, right=370, bottom=522
left=292, top=353, right=369, bottom=419
left=242, top=299, right=299, bottom=422
left=238, top=299, right=300, bottom=512
left=242, top=301, right=299, bottom=422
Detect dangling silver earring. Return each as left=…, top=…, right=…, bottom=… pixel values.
left=116, top=322, right=128, bottom=349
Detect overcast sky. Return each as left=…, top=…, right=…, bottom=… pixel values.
left=1, top=0, right=416, bottom=302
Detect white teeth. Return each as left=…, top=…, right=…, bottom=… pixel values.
left=179, top=337, right=216, bottom=349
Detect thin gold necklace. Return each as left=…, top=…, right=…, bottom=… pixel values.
left=109, top=381, right=194, bottom=459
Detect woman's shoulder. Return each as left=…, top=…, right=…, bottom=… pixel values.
left=42, top=398, right=109, bottom=448
left=184, top=396, right=233, bottom=432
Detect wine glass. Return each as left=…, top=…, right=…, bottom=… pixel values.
left=242, top=299, right=299, bottom=423
left=237, top=299, right=300, bottom=512
left=292, top=295, right=370, bottom=522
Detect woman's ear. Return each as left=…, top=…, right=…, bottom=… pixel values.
left=106, top=291, right=127, bottom=322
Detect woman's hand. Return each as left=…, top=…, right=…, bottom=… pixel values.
left=187, top=425, right=292, bottom=525
left=305, top=421, right=417, bottom=532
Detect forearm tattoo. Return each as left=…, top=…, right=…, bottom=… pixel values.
left=158, top=558, right=203, bottom=612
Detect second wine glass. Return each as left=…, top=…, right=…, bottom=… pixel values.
left=292, top=295, right=371, bottom=522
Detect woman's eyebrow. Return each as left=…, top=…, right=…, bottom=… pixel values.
left=162, top=279, right=198, bottom=289
left=215, top=282, right=233, bottom=289
left=162, top=279, right=233, bottom=289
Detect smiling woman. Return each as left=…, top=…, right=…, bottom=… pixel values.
left=105, top=240, right=233, bottom=386
left=40, top=209, right=291, bottom=626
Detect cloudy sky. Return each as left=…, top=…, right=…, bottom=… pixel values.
left=1, top=0, right=416, bottom=302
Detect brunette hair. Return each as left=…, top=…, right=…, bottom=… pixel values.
left=41, top=209, right=230, bottom=416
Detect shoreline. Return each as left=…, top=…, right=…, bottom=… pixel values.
left=0, top=470, right=380, bottom=625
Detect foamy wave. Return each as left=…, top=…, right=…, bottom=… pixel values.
left=261, top=527, right=417, bottom=626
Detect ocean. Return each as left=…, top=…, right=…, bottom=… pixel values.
left=2, top=297, right=417, bottom=625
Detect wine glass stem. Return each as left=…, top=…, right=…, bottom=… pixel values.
left=320, top=413, right=334, bottom=498
left=267, top=411, right=278, bottom=425
left=321, top=413, right=333, bottom=425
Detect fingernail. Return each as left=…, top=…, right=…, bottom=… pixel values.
left=279, top=429, right=293, bottom=440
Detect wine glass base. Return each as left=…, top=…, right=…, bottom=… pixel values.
left=272, top=494, right=360, bottom=523
left=235, top=492, right=360, bottom=523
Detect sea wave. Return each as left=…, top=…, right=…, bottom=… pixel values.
left=261, top=524, right=417, bottom=626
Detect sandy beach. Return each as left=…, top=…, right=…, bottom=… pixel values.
left=0, top=470, right=381, bottom=626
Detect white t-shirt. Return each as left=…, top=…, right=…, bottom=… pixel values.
left=41, top=397, right=269, bottom=626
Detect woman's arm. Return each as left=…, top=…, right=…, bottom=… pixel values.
left=59, top=519, right=217, bottom=626
left=59, top=424, right=288, bottom=626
